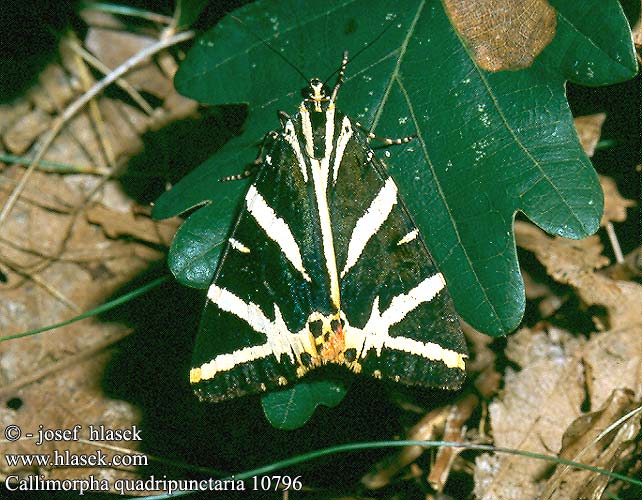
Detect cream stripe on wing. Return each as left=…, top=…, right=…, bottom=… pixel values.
left=190, top=286, right=315, bottom=382
left=343, top=273, right=466, bottom=370
left=382, top=334, right=465, bottom=370
left=325, top=106, right=335, bottom=160
left=397, top=229, right=419, bottom=246
left=341, top=178, right=398, bottom=278
left=380, top=273, right=445, bottom=327
left=229, top=238, right=250, bottom=253
left=300, top=109, right=315, bottom=158
left=284, top=120, right=308, bottom=182
left=245, top=185, right=310, bottom=282
left=332, top=116, right=352, bottom=184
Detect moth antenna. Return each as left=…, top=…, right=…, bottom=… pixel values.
left=231, top=15, right=309, bottom=84
left=323, top=21, right=394, bottom=88
left=330, top=51, right=349, bottom=104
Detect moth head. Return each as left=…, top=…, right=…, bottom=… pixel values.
left=301, top=78, right=331, bottom=113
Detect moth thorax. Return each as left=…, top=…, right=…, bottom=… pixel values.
left=300, top=77, right=332, bottom=113
left=298, top=78, right=335, bottom=158
left=298, top=108, right=335, bottom=159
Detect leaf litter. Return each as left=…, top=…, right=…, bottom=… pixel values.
left=471, top=113, right=641, bottom=499
left=361, top=111, right=640, bottom=499
left=0, top=3, right=639, bottom=500
left=0, top=7, right=194, bottom=494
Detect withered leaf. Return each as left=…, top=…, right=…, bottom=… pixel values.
left=443, top=0, right=557, bottom=71
left=599, top=175, right=635, bottom=226
left=85, top=28, right=172, bottom=99
left=540, top=389, right=640, bottom=500
left=583, top=326, right=642, bottom=410
left=1, top=10, right=198, bottom=495
left=474, top=327, right=584, bottom=500
left=0, top=349, right=143, bottom=490
left=515, top=221, right=642, bottom=330
left=0, top=100, right=31, bottom=136
left=574, top=113, right=606, bottom=158
left=361, top=405, right=450, bottom=490
left=28, top=64, right=77, bottom=114
left=86, top=203, right=180, bottom=246
left=4, top=108, right=52, bottom=155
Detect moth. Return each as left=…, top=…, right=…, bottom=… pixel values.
left=190, top=52, right=467, bottom=402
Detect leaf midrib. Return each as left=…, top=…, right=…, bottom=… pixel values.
left=366, top=0, right=506, bottom=330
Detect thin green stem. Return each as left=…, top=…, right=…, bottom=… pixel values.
left=0, top=153, right=108, bottom=175
left=135, top=439, right=642, bottom=499
left=1, top=276, right=169, bottom=341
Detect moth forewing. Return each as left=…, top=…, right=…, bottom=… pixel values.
left=190, top=56, right=467, bottom=403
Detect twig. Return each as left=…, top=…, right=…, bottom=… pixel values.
left=0, top=29, right=194, bottom=232
left=71, top=35, right=118, bottom=171
left=85, top=2, right=175, bottom=25
left=0, top=328, right=132, bottom=398
left=65, top=37, right=155, bottom=116
left=605, top=222, right=624, bottom=264
left=0, top=153, right=109, bottom=175
left=0, top=255, right=80, bottom=311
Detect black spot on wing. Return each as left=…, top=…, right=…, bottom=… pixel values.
left=309, top=319, right=323, bottom=338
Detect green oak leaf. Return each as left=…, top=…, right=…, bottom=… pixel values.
left=152, top=0, right=636, bottom=336
left=176, top=0, right=210, bottom=28
left=261, top=380, right=347, bottom=430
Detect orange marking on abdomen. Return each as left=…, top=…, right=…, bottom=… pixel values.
left=319, top=322, right=345, bottom=362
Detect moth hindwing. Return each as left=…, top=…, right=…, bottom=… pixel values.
left=190, top=56, right=467, bottom=402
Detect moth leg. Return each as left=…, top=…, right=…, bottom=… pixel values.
left=355, top=121, right=416, bottom=145
left=219, top=131, right=279, bottom=182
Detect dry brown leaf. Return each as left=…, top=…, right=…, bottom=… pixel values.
left=85, top=28, right=172, bottom=100
left=522, top=268, right=552, bottom=300
left=0, top=11, right=198, bottom=495
left=515, top=221, right=642, bottom=331
left=0, top=349, right=143, bottom=489
left=86, top=203, right=181, bottom=246
left=540, top=389, right=640, bottom=500
left=427, top=342, right=501, bottom=491
left=522, top=268, right=566, bottom=318
left=462, top=320, right=498, bottom=373
left=4, top=109, right=53, bottom=155
left=28, top=64, right=77, bottom=114
left=515, top=222, right=642, bottom=404
left=473, top=327, right=585, bottom=500
left=600, top=175, right=636, bottom=226
left=80, top=9, right=127, bottom=31
left=362, top=322, right=501, bottom=492
left=605, top=246, right=642, bottom=281
left=574, top=113, right=606, bottom=158
left=0, top=181, right=81, bottom=273
left=427, top=393, right=479, bottom=491
left=502, top=220, right=642, bottom=498
left=443, top=0, right=557, bottom=71
left=362, top=393, right=480, bottom=492
left=583, top=326, right=642, bottom=409
left=0, top=168, right=160, bottom=492
left=0, top=169, right=79, bottom=217
left=0, top=100, right=31, bottom=136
